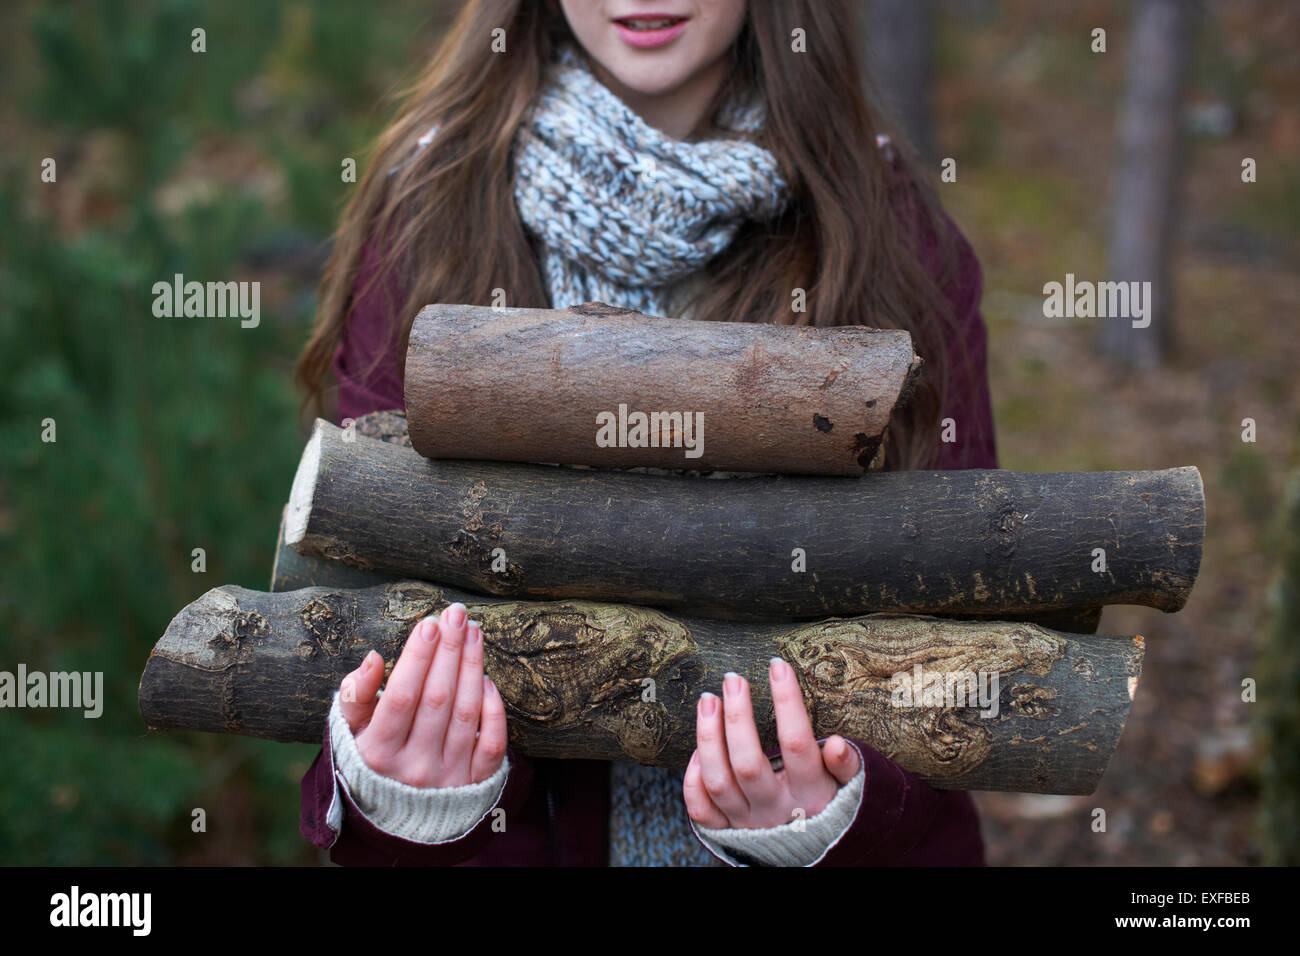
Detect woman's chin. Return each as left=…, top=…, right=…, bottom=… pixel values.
left=594, top=53, right=701, bottom=99
left=611, top=71, right=692, bottom=101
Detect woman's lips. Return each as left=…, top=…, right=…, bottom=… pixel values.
left=613, top=16, right=689, bottom=49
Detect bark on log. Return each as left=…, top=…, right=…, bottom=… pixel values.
left=285, top=419, right=1204, bottom=621
left=139, top=581, right=1143, bottom=794
left=280, top=412, right=1106, bottom=630
left=271, top=515, right=1104, bottom=634
left=403, top=302, right=922, bottom=475
left=271, top=505, right=394, bottom=592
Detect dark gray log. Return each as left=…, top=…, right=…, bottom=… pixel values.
left=276, top=413, right=1106, bottom=633
left=284, top=419, right=1204, bottom=621
left=139, top=581, right=1144, bottom=794
left=272, top=516, right=1103, bottom=634
left=404, top=302, right=922, bottom=475
left=271, top=505, right=393, bottom=592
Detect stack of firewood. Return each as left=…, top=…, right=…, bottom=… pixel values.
left=139, top=303, right=1204, bottom=795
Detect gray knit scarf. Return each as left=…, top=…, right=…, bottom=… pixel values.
left=512, top=44, right=790, bottom=318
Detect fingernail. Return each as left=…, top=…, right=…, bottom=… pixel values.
left=699, top=692, right=718, bottom=716
left=365, top=649, right=381, bottom=668
left=723, top=672, right=742, bottom=697
left=483, top=675, right=496, bottom=695
left=769, top=657, right=787, bottom=679
left=444, top=602, right=467, bottom=629
left=421, top=617, right=439, bottom=643
left=469, top=623, right=482, bottom=645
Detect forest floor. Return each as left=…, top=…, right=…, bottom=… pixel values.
left=938, top=1, right=1299, bottom=865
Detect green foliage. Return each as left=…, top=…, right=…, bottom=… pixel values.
left=1233, top=159, right=1300, bottom=240
left=0, top=0, right=440, bottom=864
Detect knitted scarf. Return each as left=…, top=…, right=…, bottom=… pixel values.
left=512, top=44, right=790, bottom=317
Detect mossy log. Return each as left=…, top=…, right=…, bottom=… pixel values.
left=139, top=581, right=1144, bottom=794
left=404, top=302, right=922, bottom=475
left=284, top=419, right=1204, bottom=621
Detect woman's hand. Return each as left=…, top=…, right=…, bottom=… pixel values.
left=337, top=602, right=508, bottom=788
left=683, top=657, right=861, bottom=829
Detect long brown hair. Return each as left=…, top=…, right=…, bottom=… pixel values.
left=296, top=0, right=966, bottom=470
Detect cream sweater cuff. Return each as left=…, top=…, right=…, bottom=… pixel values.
left=691, top=761, right=866, bottom=867
left=328, top=692, right=509, bottom=844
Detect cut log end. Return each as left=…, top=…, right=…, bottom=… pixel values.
left=284, top=425, right=322, bottom=547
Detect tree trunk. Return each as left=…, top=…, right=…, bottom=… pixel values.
left=862, top=0, right=936, bottom=159
left=1098, top=0, right=1201, bottom=366
left=271, top=514, right=1103, bottom=634
left=404, top=302, right=922, bottom=476
left=285, top=419, right=1204, bottom=621
left=139, top=581, right=1143, bottom=794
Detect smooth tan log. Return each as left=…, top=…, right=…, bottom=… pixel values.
left=139, top=582, right=1144, bottom=794
left=404, top=301, right=922, bottom=475
left=285, top=419, right=1204, bottom=621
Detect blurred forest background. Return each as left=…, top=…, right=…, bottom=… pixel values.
left=0, top=0, right=1296, bottom=865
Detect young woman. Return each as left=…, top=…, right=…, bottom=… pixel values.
left=296, top=0, right=996, bottom=866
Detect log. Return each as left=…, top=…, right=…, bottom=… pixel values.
left=280, top=412, right=1106, bottom=632
left=271, top=505, right=394, bottom=592
left=271, top=515, right=1104, bottom=633
left=139, top=581, right=1144, bottom=794
left=342, top=409, right=414, bottom=448
left=403, top=302, right=923, bottom=475
left=285, top=419, right=1204, bottom=621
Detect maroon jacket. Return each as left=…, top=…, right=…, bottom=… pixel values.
left=300, top=162, right=998, bottom=867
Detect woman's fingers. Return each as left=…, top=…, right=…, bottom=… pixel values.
left=769, top=656, right=825, bottom=789
left=719, top=672, right=780, bottom=808
left=364, top=615, right=440, bottom=755
left=439, top=619, right=486, bottom=782
left=822, top=734, right=862, bottom=785
left=470, top=676, right=509, bottom=784
left=694, top=691, right=749, bottom=820
left=338, top=649, right=385, bottom=733
left=404, top=602, right=470, bottom=772
left=682, top=750, right=730, bottom=829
